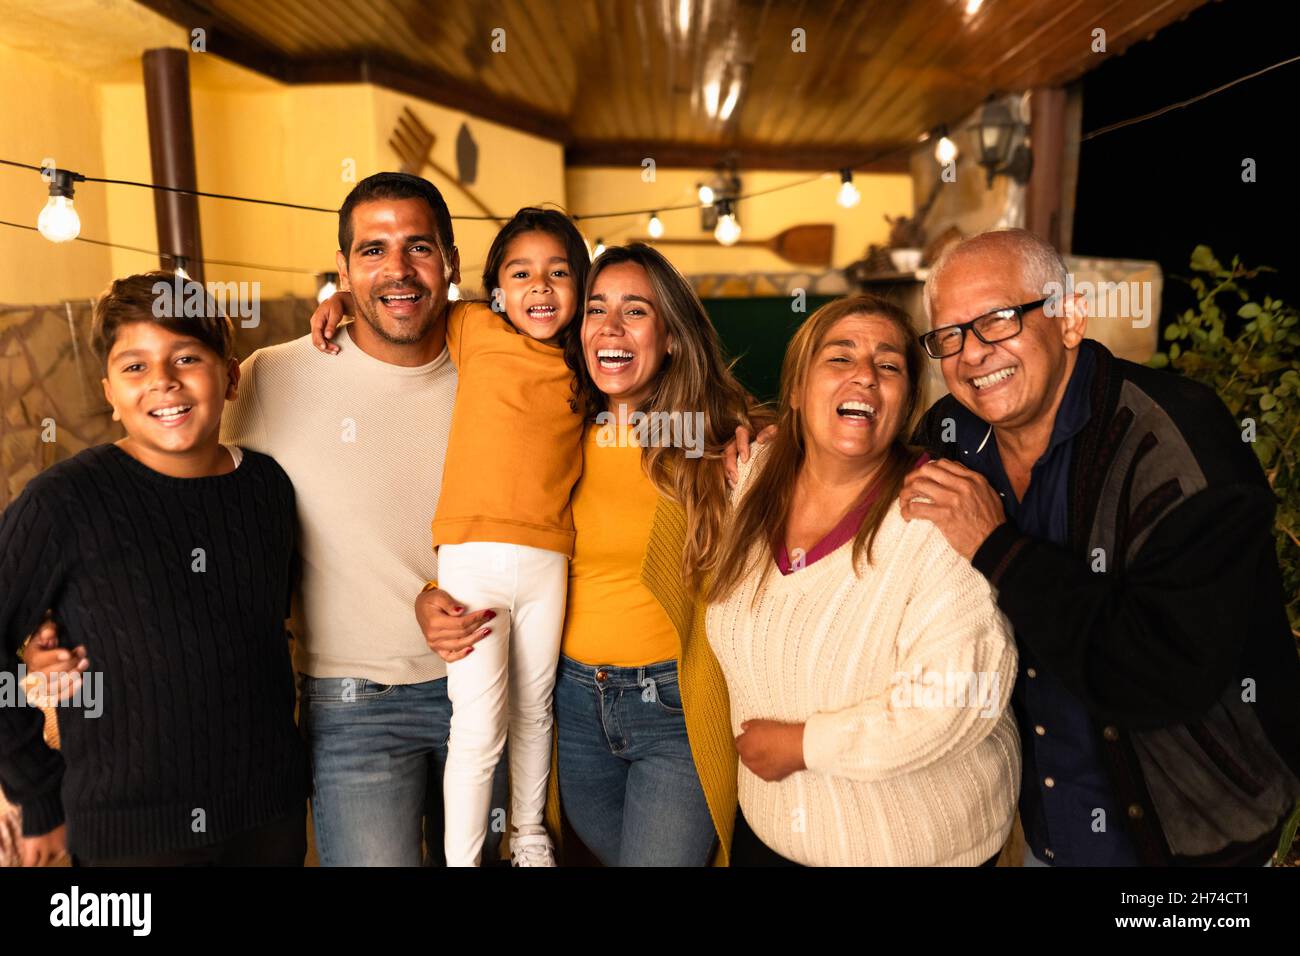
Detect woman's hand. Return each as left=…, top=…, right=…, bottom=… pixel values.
left=309, top=291, right=356, bottom=354
left=735, top=719, right=806, bottom=782
left=20, top=824, right=67, bottom=867
left=20, top=621, right=87, bottom=707
left=724, top=424, right=778, bottom=486
left=414, top=587, right=495, bottom=663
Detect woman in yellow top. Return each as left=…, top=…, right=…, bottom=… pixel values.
left=419, top=244, right=758, bottom=865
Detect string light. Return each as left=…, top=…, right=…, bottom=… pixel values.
left=934, top=126, right=958, bottom=166
left=173, top=256, right=190, bottom=280
left=697, top=184, right=715, bottom=206
left=713, top=199, right=741, bottom=246
left=836, top=169, right=861, bottom=209
left=647, top=212, right=665, bottom=239
left=593, top=238, right=606, bottom=258
left=447, top=282, right=461, bottom=301
left=37, top=169, right=84, bottom=243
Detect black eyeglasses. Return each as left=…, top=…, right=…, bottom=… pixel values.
left=921, top=298, right=1050, bottom=359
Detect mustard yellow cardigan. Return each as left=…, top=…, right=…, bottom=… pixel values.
left=545, top=493, right=738, bottom=866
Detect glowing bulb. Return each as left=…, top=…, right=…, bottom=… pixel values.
left=593, top=239, right=606, bottom=258
left=965, top=0, right=983, bottom=15
left=935, top=134, right=958, bottom=166
left=698, top=184, right=715, bottom=206
left=448, top=282, right=461, bottom=301
left=316, top=279, right=338, bottom=304
left=174, top=264, right=190, bottom=281
left=714, top=213, right=741, bottom=246
left=647, top=213, right=664, bottom=239
left=836, top=170, right=860, bottom=209
left=37, top=194, right=80, bottom=243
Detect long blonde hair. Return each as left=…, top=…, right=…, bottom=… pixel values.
left=708, top=295, right=927, bottom=603
left=565, top=243, right=763, bottom=584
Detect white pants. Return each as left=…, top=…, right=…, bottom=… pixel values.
left=438, top=541, right=568, bottom=866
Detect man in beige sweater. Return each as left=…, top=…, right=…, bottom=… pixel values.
left=221, top=172, right=504, bottom=866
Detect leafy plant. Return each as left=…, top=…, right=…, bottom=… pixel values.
left=1149, top=245, right=1299, bottom=640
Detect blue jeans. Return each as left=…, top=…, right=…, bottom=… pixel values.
left=299, top=675, right=508, bottom=866
left=554, top=655, right=716, bottom=866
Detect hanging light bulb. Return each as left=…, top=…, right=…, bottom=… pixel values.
left=593, top=238, right=606, bottom=259
left=447, top=282, right=461, bottom=301
left=836, top=169, right=861, bottom=209
left=697, top=184, right=715, bottom=206
left=713, top=200, right=741, bottom=246
left=316, top=272, right=339, bottom=304
left=647, top=212, right=665, bottom=239
left=37, top=169, right=83, bottom=244
left=173, top=256, right=190, bottom=280
left=934, top=127, right=959, bottom=166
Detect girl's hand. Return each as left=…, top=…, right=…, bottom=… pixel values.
left=414, top=587, right=495, bottom=663
left=20, top=824, right=67, bottom=867
left=735, top=719, right=806, bottom=782
left=309, top=291, right=356, bottom=354
left=20, top=621, right=87, bottom=707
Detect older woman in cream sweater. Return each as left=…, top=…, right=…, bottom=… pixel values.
left=706, top=295, right=1020, bottom=867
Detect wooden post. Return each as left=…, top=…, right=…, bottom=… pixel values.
left=1026, top=87, right=1067, bottom=250
left=143, top=48, right=204, bottom=285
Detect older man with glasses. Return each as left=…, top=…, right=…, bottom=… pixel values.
left=901, top=228, right=1300, bottom=867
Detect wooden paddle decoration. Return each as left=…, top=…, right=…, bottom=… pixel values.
left=641, top=223, right=834, bottom=268
left=389, top=106, right=504, bottom=226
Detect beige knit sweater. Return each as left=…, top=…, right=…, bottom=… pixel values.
left=705, top=446, right=1021, bottom=866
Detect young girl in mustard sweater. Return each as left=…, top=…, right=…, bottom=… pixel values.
left=313, top=208, right=587, bottom=866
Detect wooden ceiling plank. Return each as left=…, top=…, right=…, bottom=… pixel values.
left=737, top=0, right=820, bottom=146
left=515, top=0, right=580, bottom=112
left=1001, top=0, right=1195, bottom=90
left=487, top=0, right=575, bottom=115
left=218, top=0, right=317, bottom=56
left=763, top=0, right=839, bottom=143
left=859, top=0, right=1061, bottom=147
left=772, top=0, right=933, bottom=148
left=783, top=0, right=886, bottom=146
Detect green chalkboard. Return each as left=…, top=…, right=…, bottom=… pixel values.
left=704, top=296, right=837, bottom=405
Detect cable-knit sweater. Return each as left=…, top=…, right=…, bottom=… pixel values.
left=705, top=445, right=1021, bottom=866
left=0, top=444, right=308, bottom=859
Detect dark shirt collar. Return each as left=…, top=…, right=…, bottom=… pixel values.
left=951, top=344, right=1096, bottom=463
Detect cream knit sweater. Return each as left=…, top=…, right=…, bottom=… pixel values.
left=706, top=446, right=1021, bottom=866
left=221, top=327, right=457, bottom=686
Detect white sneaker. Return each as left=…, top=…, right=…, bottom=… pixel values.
left=510, top=825, right=556, bottom=867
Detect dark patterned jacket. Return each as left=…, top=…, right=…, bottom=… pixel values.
left=915, top=338, right=1300, bottom=865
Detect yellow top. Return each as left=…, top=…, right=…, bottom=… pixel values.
left=561, top=425, right=680, bottom=667
left=545, top=437, right=739, bottom=866
left=431, top=301, right=582, bottom=556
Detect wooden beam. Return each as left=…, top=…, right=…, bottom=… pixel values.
left=1026, top=86, right=1067, bottom=248
left=143, top=48, right=204, bottom=284
left=565, top=140, right=912, bottom=173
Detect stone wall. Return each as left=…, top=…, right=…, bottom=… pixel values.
left=1, top=296, right=313, bottom=507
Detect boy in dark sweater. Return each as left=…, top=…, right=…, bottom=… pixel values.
left=0, top=272, right=308, bottom=866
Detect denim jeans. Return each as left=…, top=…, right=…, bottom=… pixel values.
left=554, top=655, right=716, bottom=866
left=298, top=675, right=508, bottom=866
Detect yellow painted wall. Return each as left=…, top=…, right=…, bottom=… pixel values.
left=0, top=46, right=568, bottom=304
left=0, top=42, right=114, bottom=303
left=565, top=167, right=913, bottom=276
left=370, top=87, right=568, bottom=295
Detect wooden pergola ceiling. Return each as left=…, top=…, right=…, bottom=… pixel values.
left=139, top=0, right=1207, bottom=170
